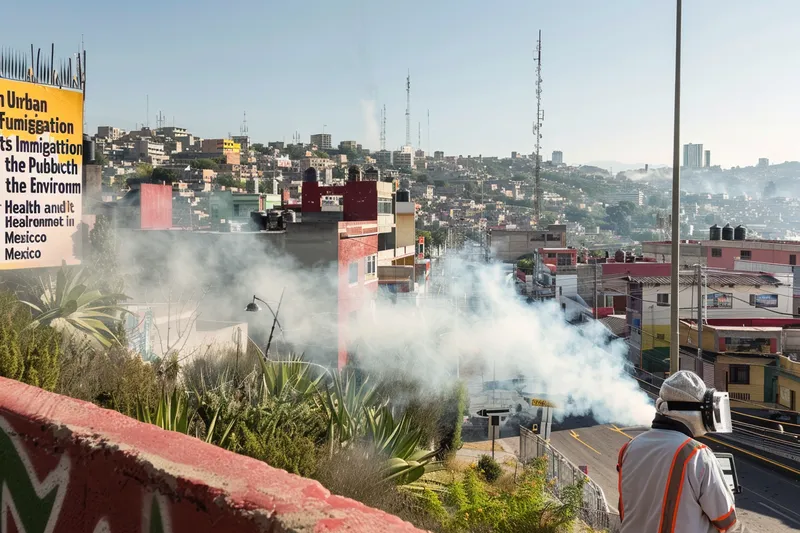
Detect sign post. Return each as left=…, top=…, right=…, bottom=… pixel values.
left=0, top=75, right=85, bottom=270
left=477, top=408, right=510, bottom=459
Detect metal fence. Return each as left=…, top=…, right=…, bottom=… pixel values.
left=519, top=427, right=621, bottom=532
left=0, top=45, right=86, bottom=91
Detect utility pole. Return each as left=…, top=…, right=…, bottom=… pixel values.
left=696, top=264, right=704, bottom=377
left=669, top=0, right=683, bottom=375
left=593, top=264, right=599, bottom=319
left=533, top=30, right=544, bottom=228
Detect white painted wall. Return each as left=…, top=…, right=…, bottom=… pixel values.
left=642, top=274, right=793, bottom=326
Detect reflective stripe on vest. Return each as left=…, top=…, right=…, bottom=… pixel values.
left=658, top=438, right=707, bottom=533
left=711, top=507, right=737, bottom=532
left=617, top=440, right=631, bottom=520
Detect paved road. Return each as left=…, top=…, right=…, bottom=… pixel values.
left=547, top=422, right=800, bottom=533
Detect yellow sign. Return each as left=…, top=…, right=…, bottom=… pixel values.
left=530, top=399, right=556, bottom=408
left=0, top=79, right=84, bottom=270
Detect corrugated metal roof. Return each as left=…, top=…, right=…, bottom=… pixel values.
left=626, top=273, right=782, bottom=287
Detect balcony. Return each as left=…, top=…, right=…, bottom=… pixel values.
left=377, top=245, right=417, bottom=264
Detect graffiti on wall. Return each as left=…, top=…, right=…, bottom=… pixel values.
left=0, top=416, right=171, bottom=533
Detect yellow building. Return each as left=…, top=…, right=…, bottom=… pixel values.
left=777, top=355, right=800, bottom=410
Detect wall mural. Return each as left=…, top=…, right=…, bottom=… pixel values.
left=0, top=416, right=171, bottom=533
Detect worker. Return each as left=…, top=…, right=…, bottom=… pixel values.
left=617, top=370, right=741, bottom=532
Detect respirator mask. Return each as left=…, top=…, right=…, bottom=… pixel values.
left=665, top=389, right=732, bottom=434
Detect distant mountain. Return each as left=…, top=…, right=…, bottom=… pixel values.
left=583, top=160, right=669, bottom=172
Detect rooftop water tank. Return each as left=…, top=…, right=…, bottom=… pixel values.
left=302, top=167, right=318, bottom=183
left=709, top=224, right=721, bottom=241
left=722, top=223, right=734, bottom=241
left=614, top=249, right=626, bottom=263
left=396, top=190, right=410, bottom=202
left=347, top=165, right=362, bottom=182
left=734, top=225, right=747, bottom=241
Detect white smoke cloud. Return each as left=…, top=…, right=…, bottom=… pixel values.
left=360, top=99, right=380, bottom=151
left=118, top=230, right=654, bottom=427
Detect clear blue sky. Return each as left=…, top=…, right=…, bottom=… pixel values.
left=5, top=0, right=799, bottom=168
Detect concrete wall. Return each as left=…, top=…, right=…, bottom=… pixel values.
left=0, top=378, right=423, bottom=533
left=140, top=184, right=173, bottom=230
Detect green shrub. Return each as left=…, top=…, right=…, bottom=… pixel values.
left=0, top=291, right=61, bottom=390
left=436, top=381, right=466, bottom=459
left=477, top=454, right=503, bottom=483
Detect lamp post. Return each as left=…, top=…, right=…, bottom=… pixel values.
left=245, top=289, right=285, bottom=358
left=669, top=0, right=683, bottom=375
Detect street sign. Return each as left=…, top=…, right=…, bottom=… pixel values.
left=530, top=399, right=556, bottom=408
left=476, top=408, right=511, bottom=417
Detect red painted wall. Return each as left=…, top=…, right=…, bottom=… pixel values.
left=337, top=223, right=378, bottom=369
left=602, top=262, right=671, bottom=277
left=140, top=183, right=173, bottom=230
left=302, top=181, right=379, bottom=221
left=706, top=244, right=800, bottom=270
left=0, top=377, right=423, bottom=533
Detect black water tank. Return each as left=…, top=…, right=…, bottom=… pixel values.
left=722, top=223, right=734, bottom=241
left=348, top=165, right=362, bottom=182
left=709, top=224, right=721, bottom=240
left=83, top=134, right=96, bottom=164
left=302, top=167, right=318, bottom=183
left=250, top=211, right=267, bottom=231
left=614, top=249, right=626, bottom=263
left=734, top=225, right=747, bottom=241
left=396, top=190, right=410, bottom=202
left=364, top=166, right=380, bottom=181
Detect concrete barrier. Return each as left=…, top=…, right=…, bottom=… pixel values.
left=0, top=377, right=424, bottom=532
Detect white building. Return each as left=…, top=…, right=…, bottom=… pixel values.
left=392, top=146, right=415, bottom=169
left=552, top=150, right=563, bottom=166
left=604, top=190, right=644, bottom=207
left=683, top=143, right=704, bottom=168
left=310, top=133, right=332, bottom=150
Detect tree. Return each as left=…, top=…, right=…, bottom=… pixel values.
left=416, top=174, right=429, bottom=184
left=434, top=180, right=445, bottom=188
left=313, top=150, right=329, bottom=159
left=94, top=151, right=108, bottom=166
left=764, top=180, right=777, bottom=198
left=538, top=213, right=556, bottom=227
left=251, top=143, right=268, bottom=154
left=88, top=215, right=124, bottom=295
left=285, top=145, right=306, bottom=160
left=606, top=201, right=637, bottom=236
left=151, top=167, right=178, bottom=185
left=191, top=158, right=219, bottom=171
left=134, top=162, right=153, bottom=179
left=215, top=174, right=238, bottom=189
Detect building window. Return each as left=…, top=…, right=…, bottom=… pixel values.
left=547, top=253, right=556, bottom=258
left=365, top=254, right=376, bottom=277
left=729, top=365, right=750, bottom=385
left=657, top=293, right=669, bottom=306
left=378, top=198, right=393, bottom=214
left=348, top=261, right=358, bottom=284
left=233, top=204, right=241, bottom=217
left=557, top=254, right=572, bottom=266
left=740, top=250, right=751, bottom=260
left=791, top=254, right=797, bottom=266
left=711, top=248, right=722, bottom=258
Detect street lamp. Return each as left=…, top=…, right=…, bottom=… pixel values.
left=245, top=290, right=285, bottom=358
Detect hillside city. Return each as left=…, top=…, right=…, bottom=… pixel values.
left=3, top=22, right=800, bottom=533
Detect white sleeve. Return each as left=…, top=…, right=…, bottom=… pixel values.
left=690, top=447, right=739, bottom=532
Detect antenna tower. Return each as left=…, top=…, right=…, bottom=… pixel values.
left=146, top=95, right=149, bottom=129
left=418, top=122, right=421, bottom=149
left=156, top=110, right=165, bottom=129
left=241, top=111, right=248, bottom=135
left=533, top=30, right=544, bottom=227
left=380, top=104, right=387, bottom=151
left=405, top=71, right=411, bottom=148
left=427, top=109, right=430, bottom=154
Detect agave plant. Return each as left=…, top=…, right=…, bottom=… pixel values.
left=22, top=265, right=130, bottom=348
left=258, top=353, right=323, bottom=402
left=319, top=371, right=381, bottom=451
left=135, top=388, right=237, bottom=449
left=366, top=405, right=443, bottom=485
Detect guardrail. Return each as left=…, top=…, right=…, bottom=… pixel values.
left=519, top=427, right=621, bottom=532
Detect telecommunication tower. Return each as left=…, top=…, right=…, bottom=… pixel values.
left=380, top=104, right=387, bottom=151
left=427, top=109, right=430, bottom=154
left=405, top=71, right=411, bottom=147
left=418, top=122, right=421, bottom=149
left=240, top=111, right=248, bottom=135
left=156, top=111, right=165, bottom=129
left=533, top=30, right=544, bottom=227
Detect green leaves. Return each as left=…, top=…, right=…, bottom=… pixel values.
left=21, top=265, right=131, bottom=348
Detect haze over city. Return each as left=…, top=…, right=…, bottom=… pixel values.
left=5, top=0, right=800, bottom=167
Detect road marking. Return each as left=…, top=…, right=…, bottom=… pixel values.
left=758, top=502, right=800, bottom=526
left=701, top=435, right=800, bottom=477
left=569, top=430, right=602, bottom=455
left=743, top=488, right=800, bottom=522
left=609, top=425, right=635, bottom=439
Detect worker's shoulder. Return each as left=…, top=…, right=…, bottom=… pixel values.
left=627, top=429, right=703, bottom=453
